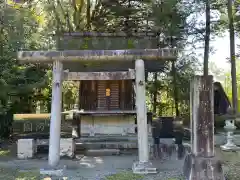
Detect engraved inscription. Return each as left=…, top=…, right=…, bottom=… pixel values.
left=23, top=122, right=32, bottom=132
left=196, top=76, right=214, bottom=157
left=36, top=123, right=45, bottom=132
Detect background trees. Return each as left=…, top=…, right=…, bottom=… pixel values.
left=0, top=0, right=238, bottom=124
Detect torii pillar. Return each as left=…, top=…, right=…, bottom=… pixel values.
left=132, top=59, right=157, bottom=174
left=48, top=60, right=63, bottom=167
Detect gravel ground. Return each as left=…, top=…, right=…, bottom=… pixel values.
left=143, top=170, right=184, bottom=180
left=1, top=142, right=240, bottom=179
left=0, top=155, right=186, bottom=180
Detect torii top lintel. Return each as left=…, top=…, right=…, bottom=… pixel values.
left=17, top=49, right=177, bottom=63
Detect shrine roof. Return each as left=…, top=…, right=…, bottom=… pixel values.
left=17, top=32, right=178, bottom=72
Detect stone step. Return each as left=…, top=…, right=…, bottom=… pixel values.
left=75, top=136, right=153, bottom=143
left=84, top=149, right=120, bottom=156
left=75, top=141, right=138, bottom=150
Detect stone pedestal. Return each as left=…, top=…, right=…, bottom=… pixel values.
left=17, top=139, right=36, bottom=159
left=60, top=138, right=75, bottom=158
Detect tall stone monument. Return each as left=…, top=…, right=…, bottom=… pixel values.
left=183, top=75, right=224, bottom=180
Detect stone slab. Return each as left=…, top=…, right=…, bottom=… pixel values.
left=86, top=149, right=120, bottom=156
left=17, top=139, right=36, bottom=159
left=40, top=168, right=64, bottom=176
left=132, top=161, right=157, bottom=174
left=60, top=138, right=75, bottom=158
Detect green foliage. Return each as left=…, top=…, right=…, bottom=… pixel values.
left=222, top=61, right=240, bottom=112
left=0, top=2, right=48, bottom=114
left=0, top=0, right=207, bottom=120
left=0, top=168, right=40, bottom=180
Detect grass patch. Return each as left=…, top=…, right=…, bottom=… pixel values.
left=0, top=168, right=40, bottom=180
left=0, top=149, right=10, bottom=157
left=105, top=171, right=144, bottom=180
left=16, top=170, right=40, bottom=180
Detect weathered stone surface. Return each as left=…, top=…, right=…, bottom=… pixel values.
left=61, top=31, right=159, bottom=50
left=60, top=138, right=75, bottom=158
left=12, top=114, right=72, bottom=137
left=17, top=139, right=36, bottom=159
left=191, top=75, right=214, bottom=157
left=40, top=168, right=64, bottom=177
left=86, top=149, right=120, bottom=156
left=183, top=154, right=224, bottom=180
left=17, top=49, right=177, bottom=62
left=184, top=75, right=224, bottom=180
left=132, top=161, right=157, bottom=174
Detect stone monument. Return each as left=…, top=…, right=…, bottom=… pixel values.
left=183, top=75, right=224, bottom=180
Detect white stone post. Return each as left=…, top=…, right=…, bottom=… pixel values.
left=132, top=59, right=156, bottom=174
left=48, top=60, right=63, bottom=167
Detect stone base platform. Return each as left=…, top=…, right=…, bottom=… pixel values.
left=17, top=136, right=192, bottom=158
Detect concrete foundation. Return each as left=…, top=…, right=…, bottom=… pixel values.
left=17, top=139, right=36, bottom=159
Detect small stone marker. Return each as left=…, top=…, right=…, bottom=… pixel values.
left=60, top=138, right=75, bottom=158
left=17, top=139, right=36, bottom=159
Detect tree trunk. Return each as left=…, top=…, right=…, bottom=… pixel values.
left=228, top=0, right=238, bottom=113
left=153, top=72, right=158, bottom=114
left=203, top=0, right=210, bottom=76
left=172, top=61, right=179, bottom=116
left=86, top=0, right=91, bottom=30
left=0, top=1, right=5, bottom=56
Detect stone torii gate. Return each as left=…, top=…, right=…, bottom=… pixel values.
left=17, top=32, right=177, bottom=174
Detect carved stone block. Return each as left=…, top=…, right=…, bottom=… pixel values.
left=60, top=138, right=75, bottom=158
left=17, top=139, right=36, bottom=159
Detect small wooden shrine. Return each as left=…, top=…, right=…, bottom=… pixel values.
left=17, top=32, right=177, bottom=167
left=18, top=32, right=177, bottom=136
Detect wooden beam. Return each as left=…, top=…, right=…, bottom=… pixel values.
left=64, top=71, right=135, bottom=81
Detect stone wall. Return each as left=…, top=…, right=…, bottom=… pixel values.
left=13, top=113, right=148, bottom=137
left=80, top=115, right=136, bottom=135
left=12, top=113, right=72, bottom=138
